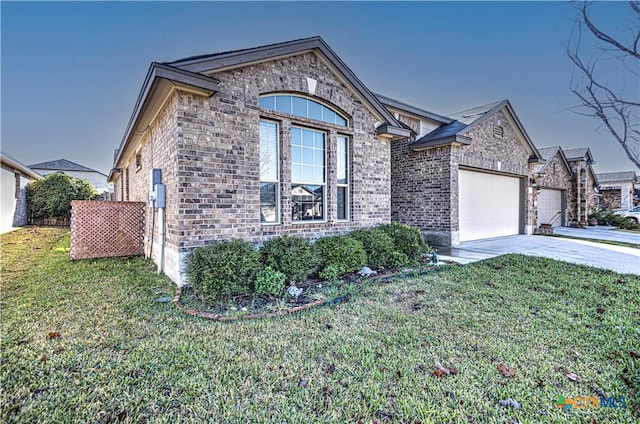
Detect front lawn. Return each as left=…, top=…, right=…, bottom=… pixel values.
left=1, top=228, right=638, bottom=423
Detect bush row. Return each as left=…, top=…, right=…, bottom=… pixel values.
left=185, top=223, right=427, bottom=302
left=591, top=210, right=640, bottom=230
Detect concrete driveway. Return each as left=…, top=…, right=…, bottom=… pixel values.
left=436, top=228, right=640, bottom=275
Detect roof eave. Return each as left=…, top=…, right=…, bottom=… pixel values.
left=1, top=154, right=42, bottom=180
left=374, top=93, right=453, bottom=125
left=376, top=124, right=412, bottom=140
left=107, top=168, right=121, bottom=183
left=410, top=135, right=472, bottom=151
left=113, top=63, right=220, bottom=168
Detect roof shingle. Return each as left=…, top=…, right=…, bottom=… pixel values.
left=596, top=171, right=637, bottom=183
left=29, top=159, right=98, bottom=173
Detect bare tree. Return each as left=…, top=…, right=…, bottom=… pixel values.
left=568, top=1, right=640, bottom=169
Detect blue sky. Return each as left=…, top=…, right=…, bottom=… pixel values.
left=1, top=1, right=636, bottom=174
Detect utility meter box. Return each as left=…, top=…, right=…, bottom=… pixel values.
left=154, top=183, right=166, bottom=208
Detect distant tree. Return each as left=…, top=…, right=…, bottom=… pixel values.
left=26, top=173, right=98, bottom=219
left=567, top=1, right=640, bottom=169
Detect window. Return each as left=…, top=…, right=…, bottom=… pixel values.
left=259, top=94, right=348, bottom=126
left=493, top=125, right=504, bottom=138
left=260, top=120, right=279, bottom=223
left=337, top=136, right=349, bottom=220
left=135, top=151, right=142, bottom=171
left=291, top=127, right=325, bottom=221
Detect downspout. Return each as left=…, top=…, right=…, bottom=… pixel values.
left=158, top=205, right=164, bottom=274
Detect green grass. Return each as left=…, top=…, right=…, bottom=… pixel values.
left=1, top=228, right=639, bottom=423
left=550, top=234, right=640, bottom=249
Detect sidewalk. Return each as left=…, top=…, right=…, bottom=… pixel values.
left=435, top=234, right=640, bottom=275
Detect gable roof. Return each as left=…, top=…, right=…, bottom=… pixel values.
left=537, top=146, right=560, bottom=160
left=448, top=100, right=504, bottom=125
left=373, top=93, right=453, bottom=125
left=1, top=152, right=41, bottom=180
left=563, top=147, right=595, bottom=163
left=29, top=159, right=104, bottom=175
left=167, top=36, right=407, bottom=134
left=535, top=146, right=573, bottom=176
left=597, top=171, right=638, bottom=184
left=411, top=100, right=542, bottom=161
left=110, top=63, right=221, bottom=179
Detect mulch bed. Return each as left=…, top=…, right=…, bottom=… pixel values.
left=171, top=264, right=449, bottom=322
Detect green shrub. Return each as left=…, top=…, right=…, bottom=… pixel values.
left=26, top=173, right=97, bottom=219
left=185, top=239, right=260, bottom=301
left=254, top=267, right=287, bottom=297
left=348, top=227, right=408, bottom=269
left=378, top=223, right=426, bottom=262
left=315, top=235, right=367, bottom=279
left=599, top=212, right=640, bottom=230
left=260, top=235, right=318, bottom=282
left=318, top=264, right=343, bottom=281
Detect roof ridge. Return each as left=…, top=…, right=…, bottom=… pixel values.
left=449, top=99, right=506, bottom=118
left=29, top=158, right=98, bottom=173
left=165, top=36, right=323, bottom=66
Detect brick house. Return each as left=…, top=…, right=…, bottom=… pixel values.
left=388, top=99, right=541, bottom=246
left=563, top=148, right=599, bottom=224
left=596, top=171, right=638, bottom=210
left=108, top=37, right=410, bottom=284
left=534, top=146, right=574, bottom=227
left=108, top=36, right=545, bottom=284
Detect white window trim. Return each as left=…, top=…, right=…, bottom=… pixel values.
left=291, top=126, right=327, bottom=224
left=260, top=119, right=281, bottom=225
left=337, top=135, right=350, bottom=221
left=259, top=93, right=349, bottom=126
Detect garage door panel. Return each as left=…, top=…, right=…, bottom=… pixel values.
left=459, top=170, right=521, bottom=242
left=537, top=189, right=563, bottom=227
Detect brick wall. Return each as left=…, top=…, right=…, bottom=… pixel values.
left=568, top=161, right=597, bottom=222
left=456, top=110, right=531, bottom=176
left=109, top=52, right=391, bottom=284
left=599, top=188, right=622, bottom=210
left=391, top=108, right=535, bottom=246
left=114, top=94, right=183, bottom=282
left=391, top=134, right=454, bottom=246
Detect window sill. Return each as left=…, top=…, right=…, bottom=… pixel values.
left=260, top=222, right=281, bottom=226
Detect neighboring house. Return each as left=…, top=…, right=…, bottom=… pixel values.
left=597, top=171, right=638, bottom=210
left=388, top=99, right=542, bottom=245
left=533, top=146, right=573, bottom=227
left=28, top=159, right=112, bottom=194
left=563, top=148, right=599, bottom=224
left=108, top=36, right=410, bottom=284
left=1, top=152, right=41, bottom=233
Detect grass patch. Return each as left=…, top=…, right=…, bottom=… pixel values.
left=550, top=234, right=640, bottom=249
left=1, top=228, right=639, bottom=422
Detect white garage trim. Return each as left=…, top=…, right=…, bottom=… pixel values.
left=537, top=188, right=564, bottom=227
left=459, top=169, right=522, bottom=242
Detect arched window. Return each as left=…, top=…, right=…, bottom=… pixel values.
left=259, top=94, right=348, bottom=126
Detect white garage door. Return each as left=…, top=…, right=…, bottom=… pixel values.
left=537, top=189, right=563, bottom=227
left=459, top=169, right=521, bottom=242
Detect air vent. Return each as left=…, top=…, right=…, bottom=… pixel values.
left=493, top=125, right=504, bottom=138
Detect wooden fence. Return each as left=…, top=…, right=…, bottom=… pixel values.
left=70, top=201, right=145, bottom=260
